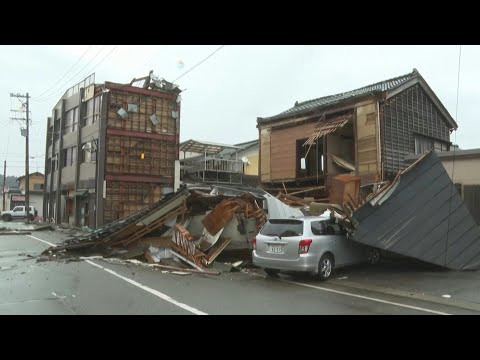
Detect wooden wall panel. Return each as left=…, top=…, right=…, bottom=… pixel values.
left=270, top=122, right=315, bottom=180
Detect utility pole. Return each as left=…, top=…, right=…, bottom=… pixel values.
left=2, top=160, right=6, bottom=212
left=10, top=92, right=31, bottom=224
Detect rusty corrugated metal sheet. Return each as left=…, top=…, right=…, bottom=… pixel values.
left=351, top=151, right=480, bottom=270
left=201, top=199, right=240, bottom=235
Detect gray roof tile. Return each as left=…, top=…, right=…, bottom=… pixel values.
left=258, top=69, right=419, bottom=123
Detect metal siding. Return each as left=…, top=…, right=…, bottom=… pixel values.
left=352, top=151, right=480, bottom=270
left=382, top=84, right=451, bottom=178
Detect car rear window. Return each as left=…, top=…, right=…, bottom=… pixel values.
left=260, top=219, right=303, bottom=237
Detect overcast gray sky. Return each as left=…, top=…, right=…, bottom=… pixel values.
left=0, top=45, right=477, bottom=176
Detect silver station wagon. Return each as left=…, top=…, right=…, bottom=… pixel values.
left=252, top=212, right=380, bottom=280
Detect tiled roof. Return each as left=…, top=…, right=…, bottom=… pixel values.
left=258, top=69, right=419, bottom=124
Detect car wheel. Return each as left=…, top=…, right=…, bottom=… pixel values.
left=28, top=214, right=34, bottom=221
left=264, top=268, right=280, bottom=277
left=316, top=253, right=334, bottom=281
left=2, top=214, right=12, bottom=222
left=367, top=248, right=380, bottom=265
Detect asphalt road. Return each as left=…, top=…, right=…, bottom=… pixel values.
left=0, top=231, right=475, bottom=315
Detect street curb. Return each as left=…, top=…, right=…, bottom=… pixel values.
left=330, top=279, right=480, bottom=313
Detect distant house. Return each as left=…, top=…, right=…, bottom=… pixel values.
left=406, top=149, right=480, bottom=225
left=16, top=172, right=45, bottom=218
left=1, top=186, right=22, bottom=212
left=179, top=139, right=259, bottom=184
left=257, top=69, right=458, bottom=193
left=219, top=139, right=259, bottom=177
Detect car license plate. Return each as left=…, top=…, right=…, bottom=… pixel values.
left=268, top=244, right=283, bottom=253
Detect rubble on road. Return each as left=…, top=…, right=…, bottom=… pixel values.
left=40, top=185, right=279, bottom=273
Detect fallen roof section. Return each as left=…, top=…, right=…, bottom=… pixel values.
left=349, top=150, right=480, bottom=270
left=304, top=114, right=351, bottom=146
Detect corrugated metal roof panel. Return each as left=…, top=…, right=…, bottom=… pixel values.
left=351, top=151, right=480, bottom=270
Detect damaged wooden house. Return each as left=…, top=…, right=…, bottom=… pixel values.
left=257, top=68, right=458, bottom=200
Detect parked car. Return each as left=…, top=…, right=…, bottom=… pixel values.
left=1, top=206, right=36, bottom=222
left=252, top=212, right=380, bottom=281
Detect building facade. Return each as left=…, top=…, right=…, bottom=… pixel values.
left=17, top=172, right=44, bottom=218
left=43, top=72, right=181, bottom=228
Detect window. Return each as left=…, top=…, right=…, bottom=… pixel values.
left=311, top=221, right=325, bottom=235
left=63, top=147, right=77, bottom=167
left=53, top=119, right=60, bottom=142
left=81, top=143, right=91, bottom=163
left=312, top=220, right=345, bottom=235
left=84, top=98, right=94, bottom=126
left=81, top=142, right=96, bottom=163
left=93, top=96, right=102, bottom=123
left=414, top=135, right=433, bottom=154
left=64, top=109, right=74, bottom=134
left=33, top=183, right=44, bottom=190
left=73, top=107, right=79, bottom=131
left=415, top=135, right=449, bottom=154
left=260, top=219, right=304, bottom=237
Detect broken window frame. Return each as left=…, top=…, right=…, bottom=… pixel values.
left=93, top=95, right=102, bottom=123
left=83, top=98, right=94, bottom=126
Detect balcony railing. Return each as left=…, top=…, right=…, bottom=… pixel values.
left=185, top=157, right=243, bottom=174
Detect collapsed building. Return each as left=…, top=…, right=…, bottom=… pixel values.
left=44, top=184, right=303, bottom=270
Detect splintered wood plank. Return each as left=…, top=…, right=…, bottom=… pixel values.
left=204, top=238, right=232, bottom=265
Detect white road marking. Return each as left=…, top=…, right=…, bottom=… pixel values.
left=26, top=234, right=208, bottom=315
left=27, top=235, right=56, bottom=247
left=85, top=260, right=207, bottom=315
left=282, top=279, right=451, bottom=315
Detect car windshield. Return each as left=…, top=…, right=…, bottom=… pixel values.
left=260, top=219, right=303, bottom=237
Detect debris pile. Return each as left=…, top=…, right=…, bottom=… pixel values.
left=42, top=186, right=269, bottom=273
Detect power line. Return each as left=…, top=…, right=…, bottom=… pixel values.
left=33, top=45, right=107, bottom=101
left=173, top=45, right=226, bottom=83
left=445, top=44, right=462, bottom=266
left=83, top=45, right=119, bottom=78
left=35, top=45, right=93, bottom=99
